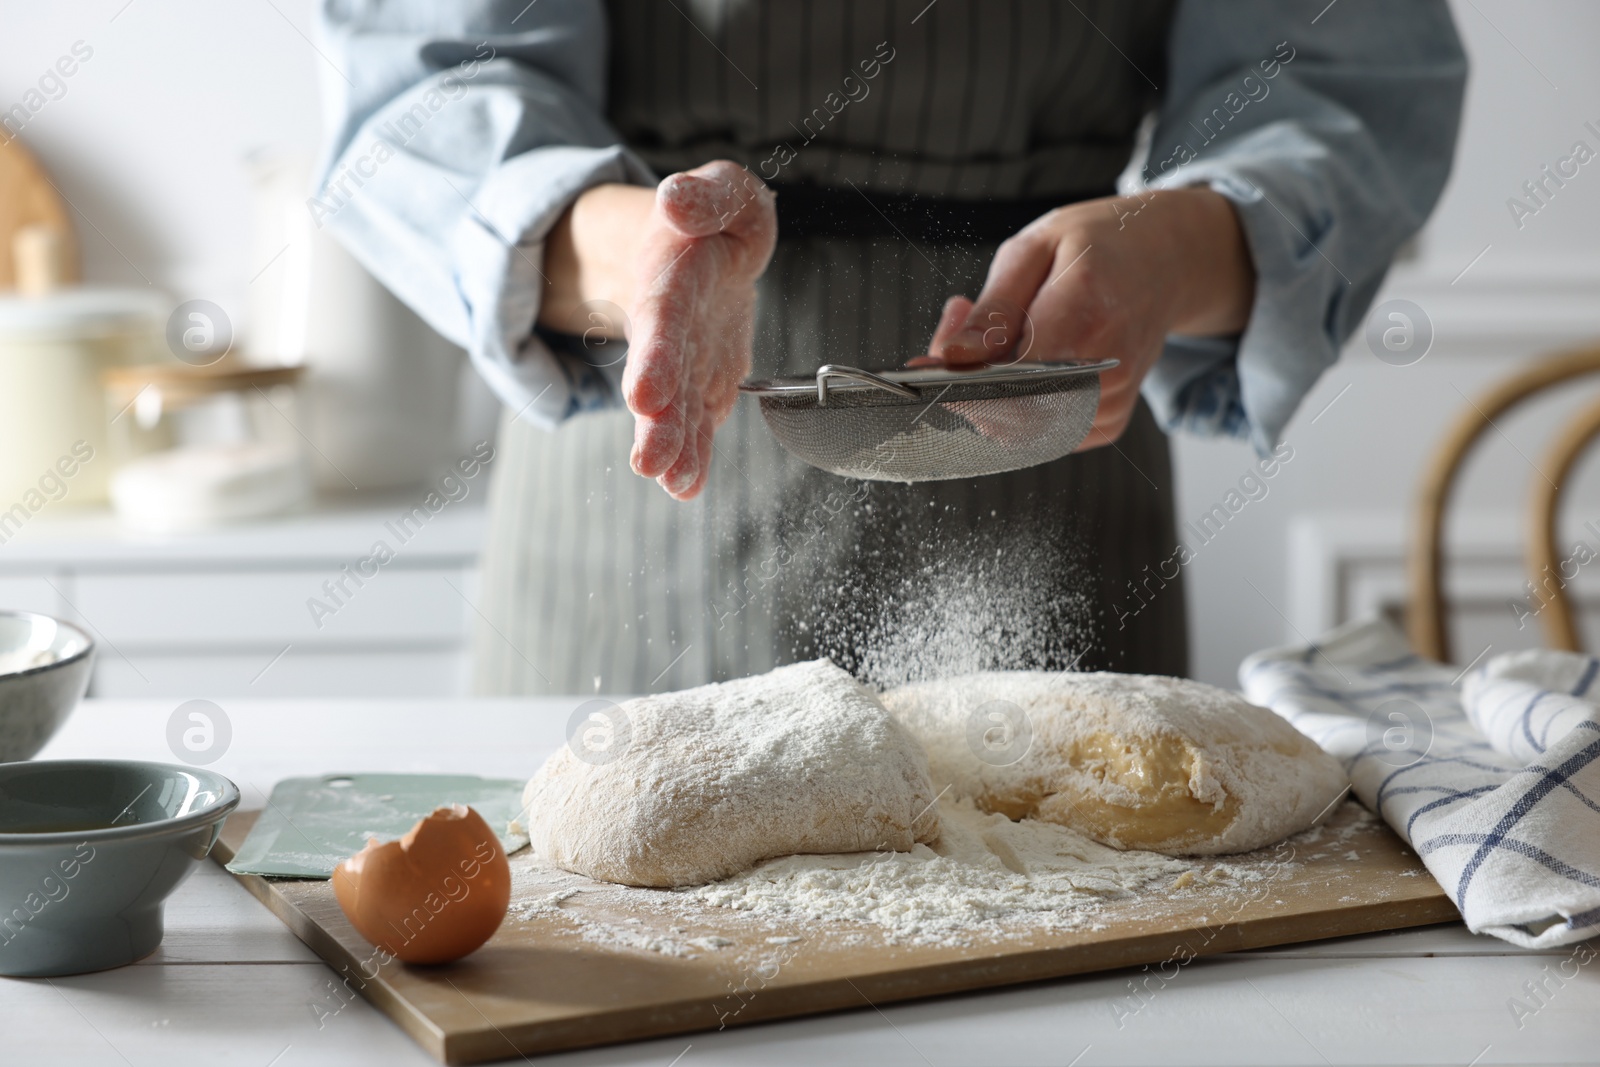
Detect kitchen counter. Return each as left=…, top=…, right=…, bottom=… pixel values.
left=12, top=698, right=1596, bottom=1066
left=0, top=494, right=487, bottom=698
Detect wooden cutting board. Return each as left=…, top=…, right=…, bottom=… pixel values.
left=213, top=804, right=1457, bottom=1065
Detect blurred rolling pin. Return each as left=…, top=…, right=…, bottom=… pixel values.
left=0, top=134, right=77, bottom=293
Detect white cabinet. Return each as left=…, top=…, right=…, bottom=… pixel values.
left=0, top=497, right=485, bottom=698
left=0, top=575, right=63, bottom=617
left=72, top=569, right=470, bottom=646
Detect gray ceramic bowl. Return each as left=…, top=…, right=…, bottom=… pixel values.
left=0, top=612, right=95, bottom=762
left=0, top=760, right=240, bottom=976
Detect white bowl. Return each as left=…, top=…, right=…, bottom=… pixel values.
left=0, top=612, right=94, bottom=761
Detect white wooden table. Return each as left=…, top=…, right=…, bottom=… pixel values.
left=12, top=699, right=1596, bottom=1066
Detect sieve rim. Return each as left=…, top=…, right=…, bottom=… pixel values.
left=739, top=358, right=1116, bottom=399
left=746, top=359, right=1106, bottom=481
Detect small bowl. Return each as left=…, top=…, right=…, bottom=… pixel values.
left=0, top=760, right=240, bottom=976
left=0, top=612, right=95, bottom=761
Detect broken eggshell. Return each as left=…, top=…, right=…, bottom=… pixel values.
left=331, top=804, right=510, bottom=964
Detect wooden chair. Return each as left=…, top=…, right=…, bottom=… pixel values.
left=1408, top=345, right=1600, bottom=662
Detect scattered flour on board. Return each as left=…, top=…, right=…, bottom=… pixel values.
left=505, top=800, right=1377, bottom=954
left=689, top=796, right=1187, bottom=940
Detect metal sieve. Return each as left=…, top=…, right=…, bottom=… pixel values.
left=739, top=359, right=1116, bottom=482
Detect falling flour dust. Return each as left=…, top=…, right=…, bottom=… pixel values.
left=812, top=511, right=1099, bottom=689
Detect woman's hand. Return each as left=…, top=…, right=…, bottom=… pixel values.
left=541, top=161, right=776, bottom=499
left=925, top=188, right=1254, bottom=450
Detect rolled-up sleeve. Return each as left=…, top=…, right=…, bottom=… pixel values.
left=313, top=0, right=655, bottom=426
left=1129, top=0, right=1467, bottom=453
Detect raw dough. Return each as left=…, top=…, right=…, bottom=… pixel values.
left=879, top=671, right=1346, bottom=856
left=522, top=660, right=939, bottom=887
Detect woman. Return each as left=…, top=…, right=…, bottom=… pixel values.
left=312, top=1, right=1465, bottom=693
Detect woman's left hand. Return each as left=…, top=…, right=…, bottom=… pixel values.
left=924, top=188, right=1255, bottom=450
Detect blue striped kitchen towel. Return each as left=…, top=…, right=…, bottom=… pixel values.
left=1240, top=616, right=1600, bottom=949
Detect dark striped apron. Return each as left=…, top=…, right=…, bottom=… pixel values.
left=473, top=0, right=1186, bottom=694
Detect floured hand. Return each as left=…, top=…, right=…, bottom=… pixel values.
left=622, top=162, right=777, bottom=499
left=539, top=161, right=777, bottom=501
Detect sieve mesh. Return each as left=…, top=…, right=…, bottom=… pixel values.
left=741, top=361, right=1111, bottom=482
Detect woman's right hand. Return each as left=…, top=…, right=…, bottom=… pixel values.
left=540, top=161, right=777, bottom=501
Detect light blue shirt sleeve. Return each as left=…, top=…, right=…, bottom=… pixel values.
left=1131, top=0, right=1467, bottom=453
left=312, top=0, right=655, bottom=427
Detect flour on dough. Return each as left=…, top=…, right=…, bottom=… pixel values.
left=880, top=671, right=1347, bottom=856
left=522, top=660, right=940, bottom=887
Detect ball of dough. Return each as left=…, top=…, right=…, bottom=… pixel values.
left=523, top=660, right=940, bottom=887
left=879, top=671, right=1346, bottom=856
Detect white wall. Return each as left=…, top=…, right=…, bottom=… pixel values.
left=0, top=0, right=323, bottom=310
left=5, top=1, right=1598, bottom=687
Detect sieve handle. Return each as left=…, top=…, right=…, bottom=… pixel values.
left=815, top=365, right=920, bottom=406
